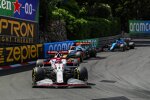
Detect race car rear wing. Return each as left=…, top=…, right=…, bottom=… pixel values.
left=47, top=51, right=69, bottom=54
left=47, top=51, right=69, bottom=58
left=75, top=42, right=91, bottom=46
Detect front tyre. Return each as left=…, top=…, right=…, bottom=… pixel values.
left=120, top=45, right=125, bottom=52
left=74, top=66, right=88, bottom=81
left=32, top=67, right=45, bottom=86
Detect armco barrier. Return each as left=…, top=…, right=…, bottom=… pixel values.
left=43, top=35, right=121, bottom=58
left=0, top=35, right=121, bottom=70
left=98, top=35, right=121, bottom=49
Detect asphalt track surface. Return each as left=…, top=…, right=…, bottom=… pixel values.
left=0, top=47, right=150, bottom=100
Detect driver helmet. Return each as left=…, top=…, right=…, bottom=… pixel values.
left=118, top=38, right=121, bottom=41
left=70, top=46, right=75, bottom=50
left=54, top=51, right=62, bottom=58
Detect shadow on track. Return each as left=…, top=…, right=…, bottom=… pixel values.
left=92, top=96, right=130, bottom=100
left=87, top=56, right=107, bottom=61
left=32, top=82, right=96, bottom=89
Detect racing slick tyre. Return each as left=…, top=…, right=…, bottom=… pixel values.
left=120, top=46, right=125, bottom=52
left=129, top=42, right=135, bottom=49
left=130, top=46, right=135, bottom=49
left=110, top=48, right=114, bottom=52
left=76, top=51, right=83, bottom=62
left=90, top=52, right=97, bottom=57
left=74, top=66, right=88, bottom=81
left=129, top=44, right=135, bottom=49
left=32, top=67, right=45, bottom=85
left=36, top=59, right=45, bottom=67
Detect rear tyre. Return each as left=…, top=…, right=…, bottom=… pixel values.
left=121, top=46, right=125, bottom=52
left=36, top=59, right=45, bottom=67
left=90, top=52, right=97, bottom=57
left=130, top=45, right=135, bottom=49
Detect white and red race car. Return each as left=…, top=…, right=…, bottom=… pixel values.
left=32, top=51, right=89, bottom=88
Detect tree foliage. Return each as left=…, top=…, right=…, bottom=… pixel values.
left=39, top=0, right=150, bottom=40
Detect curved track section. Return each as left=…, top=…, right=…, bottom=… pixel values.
left=0, top=47, right=150, bottom=100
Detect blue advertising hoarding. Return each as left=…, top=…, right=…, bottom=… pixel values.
left=129, top=20, right=150, bottom=34
left=44, top=41, right=75, bottom=58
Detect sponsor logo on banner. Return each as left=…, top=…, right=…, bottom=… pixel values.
left=0, top=44, right=43, bottom=65
left=48, top=42, right=74, bottom=51
left=0, top=0, right=39, bottom=44
left=0, top=0, right=12, bottom=10
left=129, top=20, right=150, bottom=33
left=0, top=0, right=39, bottom=21
left=76, top=39, right=98, bottom=48
left=0, top=16, right=37, bottom=44
left=44, top=41, right=75, bottom=58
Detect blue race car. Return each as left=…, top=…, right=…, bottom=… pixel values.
left=121, top=38, right=135, bottom=49
left=110, top=38, right=127, bottom=51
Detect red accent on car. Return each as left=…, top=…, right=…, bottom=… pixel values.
left=35, top=84, right=89, bottom=87
left=47, top=51, right=68, bottom=54
left=44, top=62, right=50, bottom=65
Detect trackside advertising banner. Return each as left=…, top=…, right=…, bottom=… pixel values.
left=0, top=0, right=39, bottom=44
left=0, top=44, right=43, bottom=66
left=44, top=41, right=75, bottom=58
left=76, top=38, right=99, bottom=48
left=0, top=16, right=38, bottom=44
left=129, top=20, right=150, bottom=34
left=0, top=0, right=39, bottom=22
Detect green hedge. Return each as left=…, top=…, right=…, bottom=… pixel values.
left=52, top=8, right=121, bottom=40
left=74, top=17, right=121, bottom=40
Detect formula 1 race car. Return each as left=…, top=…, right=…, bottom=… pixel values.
left=32, top=51, right=88, bottom=88
left=68, top=45, right=88, bottom=62
left=109, top=38, right=127, bottom=51
left=121, top=38, right=135, bottom=49
left=76, top=42, right=97, bottom=57
left=68, top=42, right=97, bottom=62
